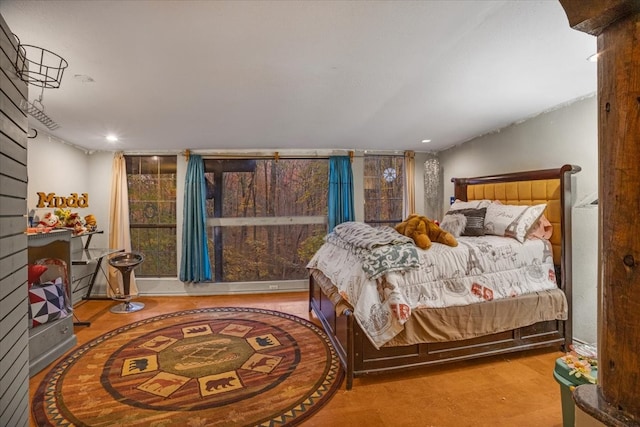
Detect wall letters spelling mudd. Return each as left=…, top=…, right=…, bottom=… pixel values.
left=36, top=192, right=89, bottom=209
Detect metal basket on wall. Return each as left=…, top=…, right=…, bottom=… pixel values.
left=15, top=41, right=68, bottom=89
left=13, top=35, right=68, bottom=130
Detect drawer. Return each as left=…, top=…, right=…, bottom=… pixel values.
left=29, top=315, right=75, bottom=363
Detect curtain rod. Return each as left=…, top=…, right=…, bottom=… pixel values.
left=182, top=149, right=355, bottom=162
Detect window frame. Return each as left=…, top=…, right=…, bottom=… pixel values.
left=125, top=155, right=178, bottom=277
left=363, top=154, right=405, bottom=228
left=203, top=157, right=328, bottom=283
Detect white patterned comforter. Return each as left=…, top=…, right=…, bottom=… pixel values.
left=307, top=233, right=557, bottom=349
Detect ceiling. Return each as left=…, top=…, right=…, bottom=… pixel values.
left=1, top=0, right=596, bottom=154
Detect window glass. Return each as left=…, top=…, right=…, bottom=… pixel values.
left=204, top=158, right=328, bottom=282
left=364, top=155, right=404, bottom=228
left=126, top=155, right=177, bottom=277
left=207, top=224, right=327, bottom=281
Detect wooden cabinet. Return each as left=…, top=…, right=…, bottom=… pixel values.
left=27, top=230, right=77, bottom=376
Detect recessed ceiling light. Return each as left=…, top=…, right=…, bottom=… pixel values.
left=421, top=139, right=432, bottom=143
left=106, top=134, right=118, bottom=142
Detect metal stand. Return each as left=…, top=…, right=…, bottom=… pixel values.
left=111, top=300, right=145, bottom=314
left=108, top=252, right=145, bottom=314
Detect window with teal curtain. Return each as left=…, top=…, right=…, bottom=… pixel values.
left=328, top=156, right=355, bottom=231
left=180, top=154, right=212, bottom=282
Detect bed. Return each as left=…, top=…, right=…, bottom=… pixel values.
left=307, top=164, right=581, bottom=389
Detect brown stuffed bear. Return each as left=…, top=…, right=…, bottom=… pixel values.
left=84, top=214, right=97, bottom=232
left=395, top=214, right=458, bottom=250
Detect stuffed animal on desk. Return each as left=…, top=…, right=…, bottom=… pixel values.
left=38, top=212, right=60, bottom=230
left=84, top=214, right=97, bottom=232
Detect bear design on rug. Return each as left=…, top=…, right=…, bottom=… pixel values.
left=395, top=214, right=458, bottom=250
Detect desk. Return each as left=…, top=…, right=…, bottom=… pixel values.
left=70, top=231, right=123, bottom=304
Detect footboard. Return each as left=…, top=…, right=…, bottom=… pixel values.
left=309, top=274, right=352, bottom=388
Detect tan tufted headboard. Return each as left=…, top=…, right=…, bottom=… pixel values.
left=452, top=165, right=581, bottom=290
left=464, top=179, right=562, bottom=263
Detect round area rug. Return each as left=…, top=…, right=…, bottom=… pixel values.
left=32, top=307, right=343, bottom=426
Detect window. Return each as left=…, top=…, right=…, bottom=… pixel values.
left=364, top=154, right=404, bottom=228
left=204, top=158, right=327, bottom=282
left=125, top=155, right=177, bottom=277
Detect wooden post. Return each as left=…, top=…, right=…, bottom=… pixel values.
left=559, top=1, right=640, bottom=424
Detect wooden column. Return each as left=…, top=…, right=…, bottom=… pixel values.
left=559, top=1, right=640, bottom=425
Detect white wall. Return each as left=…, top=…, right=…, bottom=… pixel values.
left=28, top=134, right=92, bottom=220
left=573, top=202, right=598, bottom=344
left=439, top=95, right=599, bottom=344
left=85, top=151, right=115, bottom=249
left=439, top=95, right=598, bottom=206
left=28, top=135, right=112, bottom=251
left=27, top=135, right=114, bottom=301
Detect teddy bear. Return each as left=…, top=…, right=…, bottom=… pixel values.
left=84, top=214, right=97, bottom=232
left=395, top=214, right=458, bottom=250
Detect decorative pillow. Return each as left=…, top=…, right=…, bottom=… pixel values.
left=527, top=214, right=553, bottom=240
left=448, top=199, right=491, bottom=212
left=28, top=278, right=69, bottom=327
left=28, top=264, right=48, bottom=287
left=446, top=207, right=486, bottom=236
left=439, top=213, right=467, bottom=237
left=484, top=203, right=547, bottom=243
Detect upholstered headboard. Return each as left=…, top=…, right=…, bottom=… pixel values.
left=464, top=179, right=562, bottom=263
left=451, top=165, right=581, bottom=289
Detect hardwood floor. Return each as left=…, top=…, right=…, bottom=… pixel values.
left=29, top=292, right=567, bottom=426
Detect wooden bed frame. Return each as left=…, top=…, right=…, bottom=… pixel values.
left=309, top=164, right=581, bottom=389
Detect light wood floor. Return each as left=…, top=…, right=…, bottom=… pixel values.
left=29, top=292, right=567, bottom=427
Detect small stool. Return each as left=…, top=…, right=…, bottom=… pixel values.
left=108, top=252, right=145, bottom=314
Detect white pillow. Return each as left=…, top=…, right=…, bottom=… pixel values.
left=484, top=203, right=547, bottom=243
left=439, top=213, right=467, bottom=237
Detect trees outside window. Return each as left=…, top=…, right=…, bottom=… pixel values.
left=364, top=155, right=404, bottom=228
left=125, top=156, right=328, bottom=282
left=125, top=155, right=177, bottom=277
left=204, top=158, right=328, bottom=282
